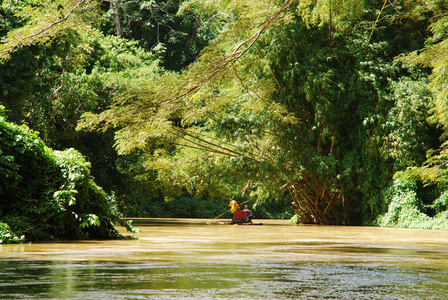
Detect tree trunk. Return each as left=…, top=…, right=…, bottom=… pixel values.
left=288, top=175, right=345, bottom=225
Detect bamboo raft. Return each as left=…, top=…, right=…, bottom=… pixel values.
left=209, top=210, right=263, bottom=225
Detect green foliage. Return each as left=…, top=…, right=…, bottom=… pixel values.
left=100, top=0, right=221, bottom=71
left=79, top=214, right=100, bottom=228
left=393, top=1, right=448, bottom=193
left=375, top=178, right=448, bottom=230
left=77, top=0, right=442, bottom=226
left=297, top=0, right=365, bottom=28
left=254, top=11, right=412, bottom=224
left=432, top=191, right=448, bottom=214
left=0, top=222, right=25, bottom=244
left=76, top=1, right=295, bottom=214
left=251, top=196, right=294, bottom=219
left=377, top=77, right=434, bottom=168
left=0, top=1, right=21, bottom=39
left=0, top=108, right=134, bottom=241
left=0, top=0, right=101, bottom=61
left=395, top=0, right=448, bottom=131
left=2, top=0, right=448, bottom=230
left=1, top=9, right=161, bottom=210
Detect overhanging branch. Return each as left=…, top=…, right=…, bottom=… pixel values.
left=1, top=0, right=89, bottom=57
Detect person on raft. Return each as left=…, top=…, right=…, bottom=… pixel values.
left=228, top=197, right=239, bottom=217
left=242, top=205, right=253, bottom=223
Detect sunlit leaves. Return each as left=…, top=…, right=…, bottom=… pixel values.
left=0, top=0, right=100, bottom=61
left=79, top=0, right=294, bottom=161
left=376, top=178, right=448, bottom=230
left=297, top=0, right=364, bottom=28
left=79, top=214, right=100, bottom=228
left=393, top=0, right=448, bottom=187
left=394, top=1, right=448, bottom=128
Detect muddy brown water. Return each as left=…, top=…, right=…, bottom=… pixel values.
left=1, top=218, right=447, bottom=299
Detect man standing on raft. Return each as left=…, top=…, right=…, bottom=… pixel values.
left=228, top=196, right=239, bottom=217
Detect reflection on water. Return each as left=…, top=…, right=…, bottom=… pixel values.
left=1, top=219, right=447, bottom=299
left=0, top=260, right=446, bottom=299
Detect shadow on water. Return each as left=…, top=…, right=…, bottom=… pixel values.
left=1, top=218, right=448, bottom=299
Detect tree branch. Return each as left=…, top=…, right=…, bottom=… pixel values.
left=172, top=127, right=243, bottom=157
left=148, top=0, right=294, bottom=110
left=2, top=0, right=88, bottom=55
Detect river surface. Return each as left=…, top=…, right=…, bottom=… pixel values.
left=1, top=218, right=447, bottom=299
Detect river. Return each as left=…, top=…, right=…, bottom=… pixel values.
left=1, top=218, right=447, bottom=299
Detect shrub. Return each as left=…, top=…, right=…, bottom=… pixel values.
left=0, top=106, right=134, bottom=241
left=375, top=178, right=448, bottom=230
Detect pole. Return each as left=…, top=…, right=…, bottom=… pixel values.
left=207, top=195, right=258, bottom=224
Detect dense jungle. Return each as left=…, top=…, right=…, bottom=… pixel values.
left=1, top=0, right=448, bottom=242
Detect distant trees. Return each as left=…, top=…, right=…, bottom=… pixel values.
left=100, top=0, right=221, bottom=70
